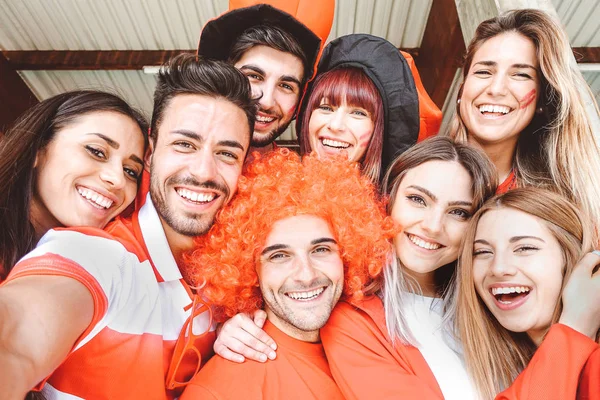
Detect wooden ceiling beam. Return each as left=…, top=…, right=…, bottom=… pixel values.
left=3, top=48, right=421, bottom=71
left=0, top=52, right=39, bottom=132
left=414, top=0, right=466, bottom=109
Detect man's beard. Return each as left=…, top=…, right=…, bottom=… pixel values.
left=251, top=123, right=290, bottom=147
left=149, top=168, right=229, bottom=237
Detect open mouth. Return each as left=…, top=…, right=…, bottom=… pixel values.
left=320, top=138, right=352, bottom=150
left=407, top=233, right=443, bottom=251
left=478, top=104, right=512, bottom=117
left=285, top=287, right=325, bottom=301
left=255, top=114, right=276, bottom=125
left=176, top=188, right=219, bottom=205
left=77, top=186, right=114, bottom=210
left=491, top=286, right=531, bottom=305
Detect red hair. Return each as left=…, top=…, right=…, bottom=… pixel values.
left=299, top=67, right=385, bottom=184
left=184, top=149, right=395, bottom=321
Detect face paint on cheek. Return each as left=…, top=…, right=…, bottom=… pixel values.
left=520, top=89, right=537, bottom=110
left=358, top=132, right=371, bottom=149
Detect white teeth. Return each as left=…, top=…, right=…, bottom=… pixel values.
left=176, top=188, right=216, bottom=203
left=321, top=138, right=351, bottom=149
left=408, top=234, right=441, bottom=250
left=479, top=104, right=511, bottom=115
left=286, top=287, right=325, bottom=300
left=77, top=187, right=113, bottom=209
left=491, top=286, right=531, bottom=295
left=256, top=115, right=275, bottom=123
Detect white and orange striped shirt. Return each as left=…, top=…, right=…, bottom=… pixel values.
left=4, top=194, right=215, bottom=399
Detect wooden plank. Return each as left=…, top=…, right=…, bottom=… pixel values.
left=0, top=52, right=38, bottom=132
left=415, top=0, right=466, bottom=109
left=573, top=47, right=600, bottom=63
left=2, top=50, right=194, bottom=70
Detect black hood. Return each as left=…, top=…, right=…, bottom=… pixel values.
left=297, top=33, right=420, bottom=176
left=198, top=4, right=322, bottom=80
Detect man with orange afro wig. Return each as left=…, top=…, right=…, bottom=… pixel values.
left=180, top=148, right=394, bottom=399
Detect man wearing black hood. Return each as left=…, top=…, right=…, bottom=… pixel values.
left=198, top=0, right=335, bottom=155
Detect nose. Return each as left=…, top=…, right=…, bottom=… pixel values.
left=327, top=109, right=346, bottom=133
left=486, top=72, right=508, bottom=97
left=191, top=149, right=218, bottom=181
left=99, top=161, right=126, bottom=190
left=421, top=209, right=443, bottom=236
left=256, top=82, right=275, bottom=110
left=292, top=254, right=319, bottom=283
left=489, top=253, right=518, bottom=277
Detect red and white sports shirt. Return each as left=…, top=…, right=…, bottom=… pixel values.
left=4, top=194, right=216, bottom=399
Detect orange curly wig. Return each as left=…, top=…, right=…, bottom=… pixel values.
left=184, top=148, right=396, bottom=321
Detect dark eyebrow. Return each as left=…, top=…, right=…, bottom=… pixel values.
left=87, top=133, right=119, bottom=149
left=407, top=185, right=437, bottom=202
left=473, top=60, right=536, bottom=70
left=130, top=155, right=144, bottom=166
left=218, top=140, right=245, bottom=151
left=280, top=75, right=302, bottom=87
left=474, top=239, right=490, bottom=246
left=311, top=238, right=337, bottom=246
left=509, top=235, right=545, bottom=244
left=239, top=65, right=265, bottom=76
left=171, top=129, right=204, bottom=142
left=449, top=200, right=474, bottom=207
left=260, top=244, right=289, bottom=256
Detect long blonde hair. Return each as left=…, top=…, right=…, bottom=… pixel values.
left=448, top=9, right=600, bottom=240
left=374, top=137, right=497, bottom=344
left=453, top=187, right=595, bottom=399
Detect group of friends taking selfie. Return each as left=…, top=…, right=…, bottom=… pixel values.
left=0, top=0, right=598, bottom=399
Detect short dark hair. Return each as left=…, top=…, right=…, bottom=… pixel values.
left=150, top=54, right=257, bottom=143
left=227, top=25, right=308, bottom=82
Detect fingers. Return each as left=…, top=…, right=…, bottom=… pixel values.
left=213, top=312, right=278, bottom=364
left=574, top=252, right=600, bottom=277
left=253, top=309, right=267, bottom=328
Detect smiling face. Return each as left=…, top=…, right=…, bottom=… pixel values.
left=148, top=94, right=249, bottom=252
left=472, top=207, right=564, bottom=344
left=308, top=98, right=375, bottom=162
left=258, top=214, right=344, bottom=342
left=234, top=45, right=304, bottom=147
left=460, top=32, right=541, bottom=150
left=391, top=160, right=474, bottom=294
left=32, top=111, right=144, bottom=233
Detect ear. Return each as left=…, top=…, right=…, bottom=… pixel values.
left=144, top=134, right=154, bottom=172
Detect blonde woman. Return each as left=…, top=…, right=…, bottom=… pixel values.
left=448, top=9, right=600, bottom=237
left=454, top=188, right=600, bottom=399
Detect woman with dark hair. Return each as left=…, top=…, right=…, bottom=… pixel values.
left=0, top=90, right=148, bottom=279
left=297, top=33, right=441, bottom=185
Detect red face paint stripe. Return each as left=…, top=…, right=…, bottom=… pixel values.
left=520, top=89, right=537, bottom=110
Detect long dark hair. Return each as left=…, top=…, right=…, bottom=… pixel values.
left=0, top=90, right=148, bottom=279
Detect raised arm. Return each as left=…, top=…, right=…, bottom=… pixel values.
left=0, top=275, right=93, bottom=398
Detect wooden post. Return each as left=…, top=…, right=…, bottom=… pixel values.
left=0, top=52, right=38, bottom=132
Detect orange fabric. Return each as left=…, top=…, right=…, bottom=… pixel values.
left=228, top=0, right=334, bottom=81
left=321, top=296, right=599, bottom=400
left=181, top=320, right=344, bottom=400
left=400, top=51, right=442, bottom=142
left=578, top=348, right=600, bottom=400
left=496, top=169, right=518, bottom=194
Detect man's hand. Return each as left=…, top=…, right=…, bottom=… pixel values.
left=213, top=310, right=277, bottom=363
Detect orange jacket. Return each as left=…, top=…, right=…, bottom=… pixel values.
left=321, top=296, right=599, bottom=399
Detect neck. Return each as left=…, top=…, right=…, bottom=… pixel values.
left=406, top=270, right=439, bottom=298
left=468, top=136, right=516, bottom=183
left=266, top=308, right=320, bottom=343
left=527, top=328, right=545, bottom=347
left=159, top=218, right=195, bottom=264
left=29, top=197, right=62, bottom=241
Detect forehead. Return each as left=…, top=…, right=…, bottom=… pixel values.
left=399, top=160, right=473, bottom=201
left=265, top=215, right=333, bottom=246
left=472, top=32, right=538, bottom=68
left=476, top=208, right=551, bottom=239
left=159, top=94, right=250, bottom=145
left=55, top=111, right=143, bottom=146
left=234, top=45, right=304, bottom=81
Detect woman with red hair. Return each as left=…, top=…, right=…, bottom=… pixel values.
left=297, top=34, right=441, bottom=185
left=184, top=148, right=394, bottom=323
